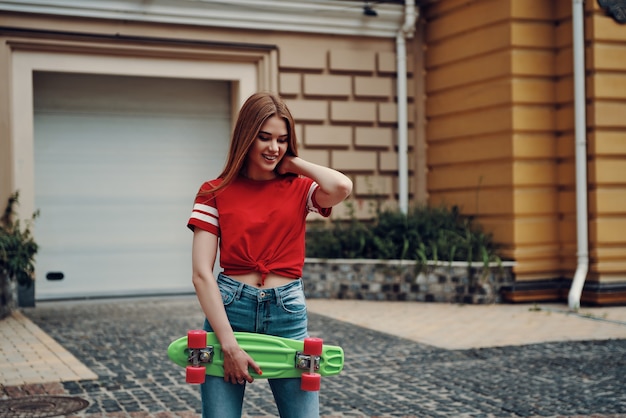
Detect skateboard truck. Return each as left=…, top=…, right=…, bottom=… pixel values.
left=295, top=352, right=321, bottom=371
left=187, top=346, right=214, bottom=366
left=185, top=330, right=214, bottom=384
left=299, top=337, right=323, bottom=391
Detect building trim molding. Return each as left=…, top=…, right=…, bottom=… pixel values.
left=0, top=0, right=405, bottom=38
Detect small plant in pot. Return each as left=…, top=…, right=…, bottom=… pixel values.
left=0, top=191, right=39, bottom=319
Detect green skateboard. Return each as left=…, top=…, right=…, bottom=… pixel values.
left=167, top=330, right=344, bottom=391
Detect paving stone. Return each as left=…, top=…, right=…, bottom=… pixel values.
left=7, top=296, right=625, bottom=418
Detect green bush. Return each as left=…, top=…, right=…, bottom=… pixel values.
left=0, top=192, right=39, bottom=288
left=306, top=203, right=504, bottom=266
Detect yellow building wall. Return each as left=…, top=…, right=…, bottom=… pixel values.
left=423, top=0, right=560, bottom=286
left=584, top=0, right=626, bottom=302
left=424, top=0, right=626, bottom=303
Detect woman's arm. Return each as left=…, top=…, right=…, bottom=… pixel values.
left=278, top=156, right=353, bottom=208
left=191, top=229, right=262, bottom=383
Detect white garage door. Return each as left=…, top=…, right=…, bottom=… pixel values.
left=33, top=72, right=230, bottom=300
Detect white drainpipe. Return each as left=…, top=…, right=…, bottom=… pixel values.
left=396, top=0, right=418, bottom=214
left=568, top=0, right=589, bottom=310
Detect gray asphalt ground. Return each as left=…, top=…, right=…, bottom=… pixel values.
left=8, top=295, right=626, bottom=417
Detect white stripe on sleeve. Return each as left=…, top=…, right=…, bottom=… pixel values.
left=306, top=182, right=321, bottom=214
left=193, top=203, right=218, bottom=218
left=190, top=212, right=219, bottom=228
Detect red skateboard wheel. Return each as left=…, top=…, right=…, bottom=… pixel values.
left=186, top=365, right=206, bottom=384
left=301, top=372, right=321, bottom=391
left=187, top=330, right=207, bottom=349
left=303, top=337, right=323, bottom=356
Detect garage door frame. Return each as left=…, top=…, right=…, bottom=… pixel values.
left=5, top=35, right=276, bottom=298
left=8, top=35, right=277, bottom=218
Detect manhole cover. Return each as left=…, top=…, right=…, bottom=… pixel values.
left=0, top=396, right=89, bottom=418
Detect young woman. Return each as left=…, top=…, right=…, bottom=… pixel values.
left=187, top=92, right=352, bottom=418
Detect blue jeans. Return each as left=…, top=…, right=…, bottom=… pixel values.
left=200, top=273, right=319, bottom=418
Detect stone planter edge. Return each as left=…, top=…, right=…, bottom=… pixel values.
left=303, top=257, right=517, bottom=304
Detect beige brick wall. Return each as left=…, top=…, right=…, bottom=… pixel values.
left=354, top=175, right=394, bottom=196
left=304, top=74, right=351, bottom=97
left=298, top=149, right=329, bottom=167
left=354, top=76, right=393, bottom=98
left=304, top=125, right=352, bottom=148
left=332, top=150, right=377, bottom=171
left=278, top=42, right=417, bottom=218
left=378, top=51, right=415, bottom=74
left=329, top=49, right=376, bottom=73
left=379, top=103, right=416, bottom=124
left=331, top=101, right=377, bottom=123
left=354, top=127, right=394, bottom=148
left=285, top=99, right=327, bottom=122
left=279, top=73, right=301, bottom=96
left=279, top=46, right=327, bottom=71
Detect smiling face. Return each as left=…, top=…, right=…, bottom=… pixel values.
left=215, top=93, right=299, bottom=192
left=244, top=115, right=289, bottom=181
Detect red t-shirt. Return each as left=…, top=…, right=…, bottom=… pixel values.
left=187, top=175, right=331, bottom=281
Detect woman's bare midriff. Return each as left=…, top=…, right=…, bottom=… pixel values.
left=228, top=272, right=295, bottom=289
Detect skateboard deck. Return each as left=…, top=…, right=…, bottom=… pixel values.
left=167, top=330, right=344, bottom=391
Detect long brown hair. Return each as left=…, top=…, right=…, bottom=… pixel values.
left=207, top=92, right=299, bottom=194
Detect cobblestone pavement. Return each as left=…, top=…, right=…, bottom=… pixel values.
left=7, top=296, right=626, bottom=417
